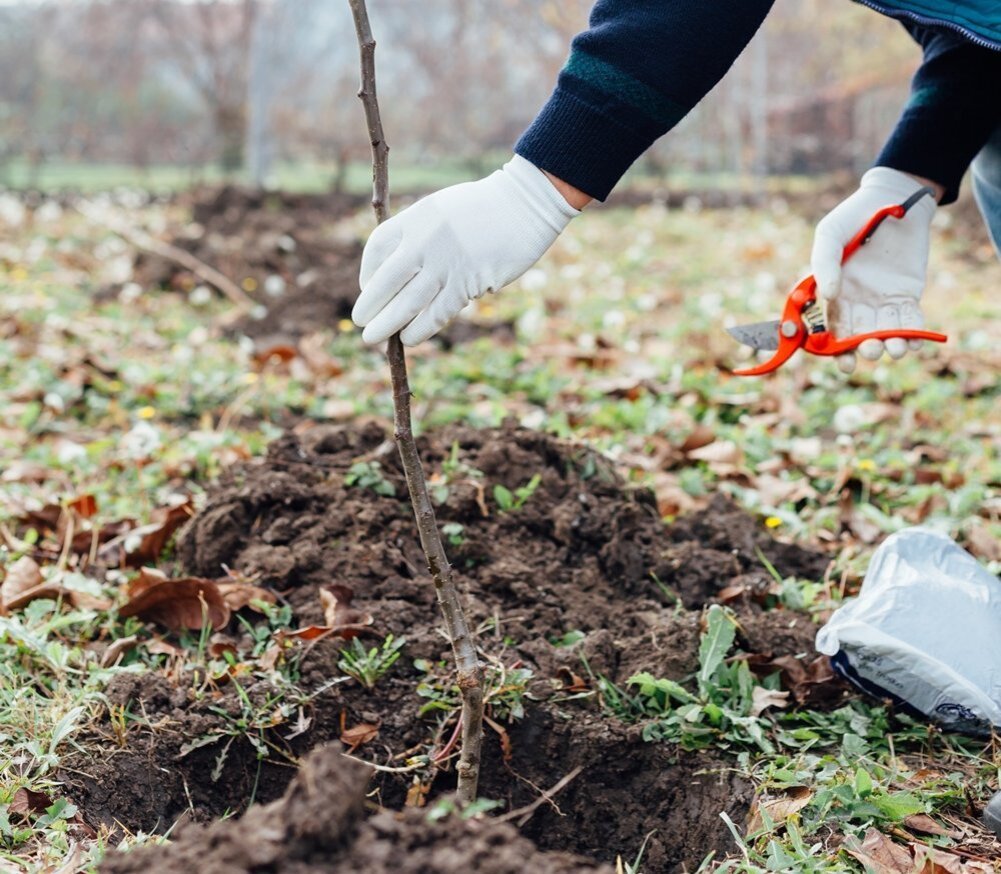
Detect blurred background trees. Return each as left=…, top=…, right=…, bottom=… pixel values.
left=0, top=0, right=919, bottom=191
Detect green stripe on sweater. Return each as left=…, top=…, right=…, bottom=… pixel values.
left=564, top=49, right=687, bottom=128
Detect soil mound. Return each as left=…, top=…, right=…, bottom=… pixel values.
left=65, top=422, right=834, bottom=871
left=99, top=742, right=610, bottom=874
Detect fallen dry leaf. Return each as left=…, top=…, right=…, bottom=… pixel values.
left=100, top=634, right=140, bottom=668
left=764, top=654, right=842, bottom=706
left=119, top=567, right=229, bottom=631
left=123, top=499, right=194, bottom=567
left=216, top=580, right=276, bottom=612
left=843, top=828, right=914, bottom=874
left=321, top=584, right=371, bottom=629
left=746, top=786, right=812, bottom=834
left=910, top=844, right=994, bottom=873
left=750, top=686, right=790, bottom=717
left=902, top=813, right=963, bottom=840
left=687, top=439, right=743, bottom=466
left=1, top=556, right=111, bottom=613
left=963, top=521, right=1000, bottom=563
left=405, top=780, right=430, bottom=808
left=283, top=585, right=374, bottom=642
left=2, top=460, right=57, bottom=484
left=67, top=494, right=98, bottom=519
left=340, top=721, right=379, bottom=751
left=9, top=787, right=53, bottom=817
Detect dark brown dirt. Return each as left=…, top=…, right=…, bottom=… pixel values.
left=133, top=186, right=365, bottom=340
left=62, top=422, right=836, bottom=871
left=99, top=742, right=612, bottom=874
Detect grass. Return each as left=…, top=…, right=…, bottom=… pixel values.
left=0, top=186, right=998, bottom=870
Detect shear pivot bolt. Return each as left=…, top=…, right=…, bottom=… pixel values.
left=781, top=320, right=798, bottom=338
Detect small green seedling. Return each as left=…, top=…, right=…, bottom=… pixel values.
left=441, top=522, right=465, bottom=547
left=493, top=473, right=542, bottom=512
left=338, top=634, right=405, bottom=689
left=344, top=461, right=396, bottom=497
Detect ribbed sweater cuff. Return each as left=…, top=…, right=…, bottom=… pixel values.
left=878, top=112, right=984, bottom=205
left=515, top=88, right=652, bottom=202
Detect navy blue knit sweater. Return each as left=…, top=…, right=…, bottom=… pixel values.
left=515, top=1, right=1001, bottom=204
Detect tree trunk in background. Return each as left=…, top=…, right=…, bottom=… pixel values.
left=246, top=0, right=279, bottom=187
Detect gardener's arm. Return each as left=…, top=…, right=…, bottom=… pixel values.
left=353, top=0, right=774, bottom=345
left=810, top=28, right=1001, bottom=371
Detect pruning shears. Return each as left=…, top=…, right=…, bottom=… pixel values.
left=727, top=187, right=948, bottom=376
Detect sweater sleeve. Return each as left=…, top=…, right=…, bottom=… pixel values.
left=877, top=25, right=1001, bottom=205
left=514, top=0, right=774, bottom=201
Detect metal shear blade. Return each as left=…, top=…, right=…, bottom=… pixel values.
left=727, top=321, right=781, bottom=352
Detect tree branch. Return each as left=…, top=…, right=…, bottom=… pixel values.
left=346, top=0, right=484, bottom=806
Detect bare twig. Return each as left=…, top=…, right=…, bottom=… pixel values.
left=494, top=766, right=584, bottom=826
left=76, top=202, right=255, bottom=311
left=347, top=0, right=484, bottom=805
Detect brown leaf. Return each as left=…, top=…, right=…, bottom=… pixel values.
left=555, top=666, right=588, bottom=693
left=2, top=460, right=56, bottom=484
left=119, top=568, right=229, bottom=631
left=843, top=829, right=914, bottom=874
left=679, top=425, right=716, bottom=453
left=1, top=555, right=44, bottom=607
left=298, top=333, right=344, bottom=377
left=839, top=491, right=883, bottom=544
left=405, top=780, right=430, bottom=808
left=146, top=637, right=182, bottom=657
left=217, top=581, right=275, bottom=612
left=902, top=814, right=963, bottom=840
left=747, top=786, right=812, bottom=834
left=764, top=655, right=842, bottom=706
left=10, top=788, right=53, bottom=817
left=687, top=440, right=743, bottom=466
left=100, top=634, right=140, bottom=668
left=281, top=585, right=374, bottom=642
left=68, top=494, right=98, bottom=519
left=910, top=844, right=993, bottom=873
left=340, top=721, right=379, bottom=751
left=0, top=557, right=110, bottom=613
left=750, top=686, right=790, bottom=718
left=124, top=499, right=194, bottom=567
left=320, top=584, right=370, bottom=629
left=253, top=342, right=298, bottom=367
left=963, top=522, right=1000, bottom=563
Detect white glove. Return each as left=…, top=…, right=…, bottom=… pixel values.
left=811, top=167, right=936, bottom=374
left=352, top=155, right=579, bottom=346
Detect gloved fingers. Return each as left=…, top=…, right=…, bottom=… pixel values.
left=898, top=298, right=925, bottom=352
left=811, top=229, right=845, bottom=301
left=361, top=272, right=441, bottom=345
left=353, top=246, right=420, bottom=329
left=359, top=219, right=404, bottom=288
left=399, top=281, right=469, bottom=346
left=877, top=303, right=908, bottom=360
left=826, top=296, right=852, bottom=339
left=852, top=304, right=884, bottom=360
left=836, top=352, right=857, bottom=374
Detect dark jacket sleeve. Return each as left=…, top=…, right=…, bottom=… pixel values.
left=877, top=24, right=1001, bottom=204
left=514, top=0, right=774, bottom=201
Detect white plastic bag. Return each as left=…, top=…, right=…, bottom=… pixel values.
left=816, top=527, right=1001, bottom=735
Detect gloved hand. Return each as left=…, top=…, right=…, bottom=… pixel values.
left=352, top=155, right=579, bottom=346
left=811, top=167, right=937, bottom=373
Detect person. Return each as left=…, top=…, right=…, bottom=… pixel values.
left=352, top=0, right=1001, bottom=375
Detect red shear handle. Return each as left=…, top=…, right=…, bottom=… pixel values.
left=804, top=329, right=948, bottom=356
left=841, top=204, right=906, bottom=262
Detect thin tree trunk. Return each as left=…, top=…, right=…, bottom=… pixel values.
left=346, top=0, right=485, bottom=806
